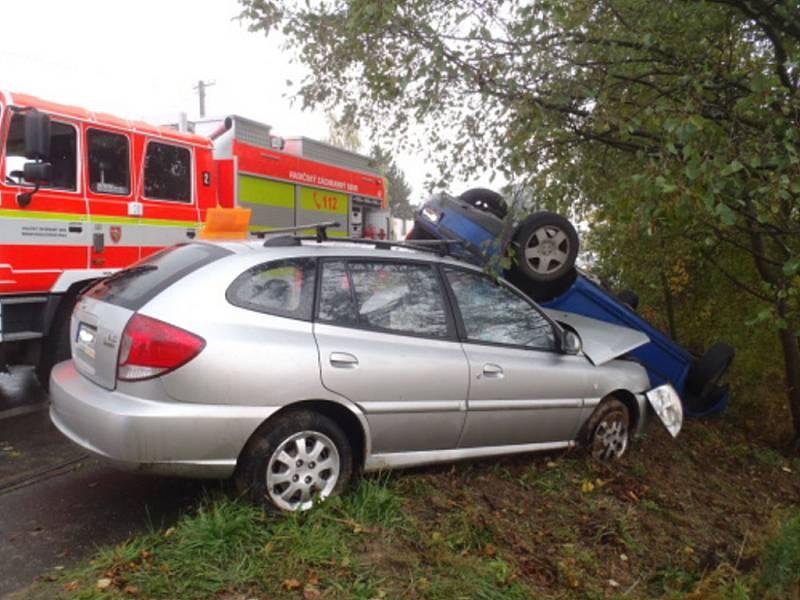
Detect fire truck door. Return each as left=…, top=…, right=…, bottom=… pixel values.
left=1, top=113, right=90, bottom=290
left=136, top=140, right=201, bottom=260
left=84, top=127, right=139, bottom=270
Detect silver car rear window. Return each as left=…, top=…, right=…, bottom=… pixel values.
left=85, top=243, right=231, bottom=310
left=226, top=258, right=316, bottom=321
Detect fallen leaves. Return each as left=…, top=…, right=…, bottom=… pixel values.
left=335, top=517, right=374, bottom=535
left=580, top=478, right=608, bottom=493
left=96, top=577, right=113, bottom=590
left=283, top=578, right=302, bottom=591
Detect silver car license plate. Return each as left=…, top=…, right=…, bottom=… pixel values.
left=76, top=323, right=97, bottom=360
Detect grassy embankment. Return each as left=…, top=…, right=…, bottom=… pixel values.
left=19, top=406, right=800, bottom=600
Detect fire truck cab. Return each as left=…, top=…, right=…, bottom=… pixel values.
left=0, top=91, right=388, bottom=387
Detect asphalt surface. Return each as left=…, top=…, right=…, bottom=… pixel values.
left=0, top=367, right=213, bottom=598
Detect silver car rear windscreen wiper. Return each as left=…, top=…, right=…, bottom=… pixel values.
left=101, top=264, right=158, bottom=284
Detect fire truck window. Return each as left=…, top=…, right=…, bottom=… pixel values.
left=88, top=129, right=130, bottom=195
left=144, top=141, right=192, bottom=203
left=4, top=114, right=77, bottom=191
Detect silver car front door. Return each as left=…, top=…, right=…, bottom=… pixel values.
left=313, top=260, right=469, bottom=454
left=442, top=267, right=595, bottom=448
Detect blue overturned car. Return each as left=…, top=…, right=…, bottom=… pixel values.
left=407, top=189, right=734, bottom=417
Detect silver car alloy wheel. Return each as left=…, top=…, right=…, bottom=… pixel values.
left=524, top=225, right=571, bottom=275
left=266, top=430, right=340, bottom=511
left=591, top=412, right=629, bottom=461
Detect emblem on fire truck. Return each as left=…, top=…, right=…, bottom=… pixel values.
left=110, top=226, right=122, bottom=243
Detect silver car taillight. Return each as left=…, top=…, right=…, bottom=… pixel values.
left=118, top=314, right=205, bottom=381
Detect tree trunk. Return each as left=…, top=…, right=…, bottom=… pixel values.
left=743, top=220, right=800, bottom=449
left=777, top=325, right=800, bottom=450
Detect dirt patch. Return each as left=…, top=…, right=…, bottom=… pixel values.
left=397, top=417, right=800, bottom=597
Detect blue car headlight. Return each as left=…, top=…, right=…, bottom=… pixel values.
left=421, top=206, right=442, bottom=223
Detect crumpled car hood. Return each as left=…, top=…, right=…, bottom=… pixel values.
left=544, top=309, right=650, bottom=366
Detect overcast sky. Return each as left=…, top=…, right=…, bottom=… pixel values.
left=1, top=0, right=499, bottom=204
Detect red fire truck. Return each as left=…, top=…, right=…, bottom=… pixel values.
left=0, top=91, right=388, bottom=387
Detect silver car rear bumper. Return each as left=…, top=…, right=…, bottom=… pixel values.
left=49, top=361, right=278, bottom=478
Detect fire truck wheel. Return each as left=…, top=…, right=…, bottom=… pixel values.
left=36, top=302, right=74, bottom=392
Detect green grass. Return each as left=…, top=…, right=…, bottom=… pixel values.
left=647, top=560, right=701, bottom=596
left=759, top=511, right=800, bottom=596
left=751, top=446, right=786, bottom=467
left=15, top=419, right=800, bottom=600
left=40, top=476, right=533, bottom=600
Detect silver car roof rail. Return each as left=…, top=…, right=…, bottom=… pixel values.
left=256, top=221, right=342, bottom=243
left=256, top=221, right=463, bottom=257
left=304, top=236, right=464, bottom=257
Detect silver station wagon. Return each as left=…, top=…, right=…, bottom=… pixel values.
left=50, top=233, right=683, bottom=511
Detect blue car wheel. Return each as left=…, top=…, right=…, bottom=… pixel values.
left=514, top=212, right=580, bottom=283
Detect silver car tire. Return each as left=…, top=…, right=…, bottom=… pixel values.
left=586, top=399, right=631, bottom=462
left=236, top=410, right=353, bottom=512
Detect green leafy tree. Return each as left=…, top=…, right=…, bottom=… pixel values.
left=325, top=111, right=361, bottom=152
left=239, top=0, right=800, bottom=446
left=370, top=144, right=414, bottom=219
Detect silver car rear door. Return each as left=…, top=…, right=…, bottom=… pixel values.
left=441, top=266, right=594, bottom=447
left=313, top=259, right=469, bottom=454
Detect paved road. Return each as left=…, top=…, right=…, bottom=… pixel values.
left=0, top=369, right=213, bottom=598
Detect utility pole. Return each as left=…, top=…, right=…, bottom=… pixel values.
left=193, top=79, right=215, bottom=117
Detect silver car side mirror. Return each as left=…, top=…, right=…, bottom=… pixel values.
left=562, top=330, right=582, bottom=355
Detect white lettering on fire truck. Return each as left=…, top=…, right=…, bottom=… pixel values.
left=21, top=224, right=69, bottom=238
left=289, top=170, right=359, bottom=193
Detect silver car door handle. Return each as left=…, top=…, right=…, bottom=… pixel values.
left=482, top=363, right=504, bottom=377
left=330, top=352, right=359, bottom=368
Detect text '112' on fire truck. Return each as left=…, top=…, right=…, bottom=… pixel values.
left=0, top=91, right=389, bottom=388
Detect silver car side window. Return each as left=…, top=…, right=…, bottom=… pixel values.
left=227, top=258, right=316, bottom=320
left=345, top=262, right=449, bottom=338
left=444, top=268, right=556, bottom=350
left=318, top=261, right=358, bottom=325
